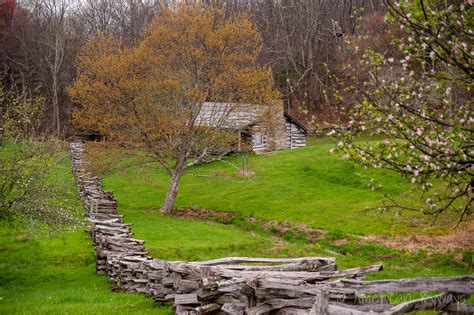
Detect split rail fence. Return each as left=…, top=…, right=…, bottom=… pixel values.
left=69, top=141, right=474, bottom=314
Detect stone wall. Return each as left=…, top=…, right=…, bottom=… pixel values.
left=259, top=101, right=288, bottom=151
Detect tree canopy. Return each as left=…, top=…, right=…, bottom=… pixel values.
left=68, top=3, right=278, bottom=213
left=333, top=0, right=473, bottom=221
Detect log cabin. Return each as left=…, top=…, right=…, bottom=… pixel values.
left=197, top=101, right=308, bottom=153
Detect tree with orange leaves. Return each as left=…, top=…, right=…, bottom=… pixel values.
left=68, top=3, right=279, bottom=213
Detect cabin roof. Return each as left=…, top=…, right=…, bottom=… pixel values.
left=284, top=112, right=309, bottom=133
left=196, top=102, right=268, bottom=129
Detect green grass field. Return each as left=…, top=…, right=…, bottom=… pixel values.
left=0, top=139, right=472, bottom=314
left=100, top=140, right=450, bottom=236
left=0, top=148, right=172, bottom=314
left=93, top=140, right=470, bottom=278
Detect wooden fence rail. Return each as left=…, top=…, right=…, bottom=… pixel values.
left=69, top=141, right=474, bottom=314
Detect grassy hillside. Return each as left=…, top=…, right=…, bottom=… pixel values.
left=1, top=140, right=471, bottom=314
left=0, top=227, right=168, bottom=314
left=92, top=139, right=471, bottom=279
left=99, top=140, right=451, bottom=236
left=0, top=147, right=171, bottom=314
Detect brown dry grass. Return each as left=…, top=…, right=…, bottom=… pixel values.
left=362, top=221, right=474, bottom=253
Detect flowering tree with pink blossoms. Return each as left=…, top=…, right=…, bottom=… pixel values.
left=334, top=0, right=473, bottom=221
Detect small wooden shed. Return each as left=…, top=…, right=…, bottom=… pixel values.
left=197, top=101, right=308, bottom=153
left=284, top=112, right=308, bottom=149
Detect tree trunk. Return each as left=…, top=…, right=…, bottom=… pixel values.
left=52, top=74, right=60, bottom=135
left=160, top=152, right=187, bottom=214
left=0, top=107, right=3, bottom=146
left=160, top=171, right=183, bottom=214
left=52, top=35, right=61, bottom=136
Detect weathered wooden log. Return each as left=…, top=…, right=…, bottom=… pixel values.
left=444, top=303, right=474, bottom=314
left=257, top=275, right=474, bottom=295
left=203, top=277, right=249, bottom=292
left=194, top=256, right=335, bottom=266
left=326, top=304, right=366, bottom=315
left=275, top=307, right=309, bottom=315
left=93, top=225, right=130, bottom=233
left=194, top=303, right=221, bottom=314
left=200, top=262, right=337, bottom=272
left=87, top=213, right=123, bottom=220
left=105, top=238, right=145, bottom=247
left=309, top=292, right=329, bottom=315
left=87, top=218, right=122, bottom=224
left=221, top=302, right=246, bottom=315
left=214, top=292, right=248, bottom=305
left=247, top=298, right=312, bottom=315
left=91, top=222, right=132, bottom=229
left=174, top=293, right=200, bottom=305
left=174, top=305, right=197, bottom=315
left=328, top=302, right=390, bottom=313
left=386, top=292, right=468, bottom=314
left=176, top=279, right=200, bottom=293
left=201, top=264, right=383, bottom=282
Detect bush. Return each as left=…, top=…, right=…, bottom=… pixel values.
left=0, top=141, right=82, bottom=234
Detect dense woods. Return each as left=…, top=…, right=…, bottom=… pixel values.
left=0, top=0, right=162, bottom=136
left=1, top=0, right=386, bottom=136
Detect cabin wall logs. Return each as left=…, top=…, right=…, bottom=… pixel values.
left=69, top=142, right=473, bottom=315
